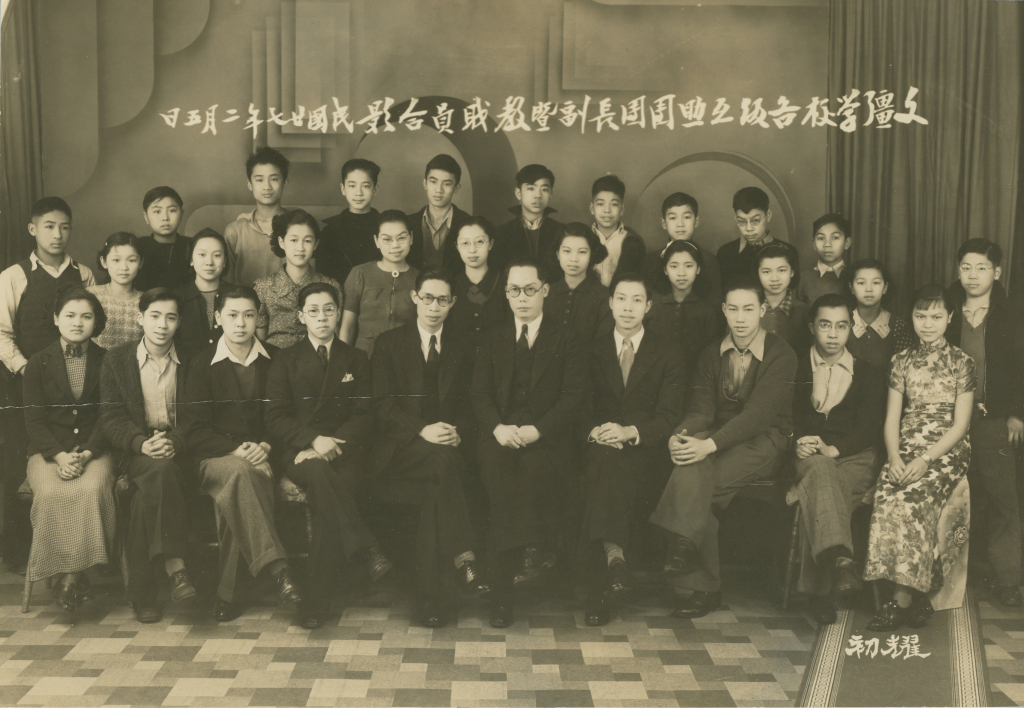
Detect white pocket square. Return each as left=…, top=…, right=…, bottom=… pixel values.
left=342, top=373, right=355, bottom=382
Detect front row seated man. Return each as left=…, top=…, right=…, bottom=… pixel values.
left=581, top=273, right=685, bottom=627
left=791, top=293, right=886, bottom=624
left=182, top=285, right=303, bottom=622
left=264, top=282, right=392, bottom=629
left=370, top=270, right=489, bottom=628
left=472, top=256, right=590, bottom=629
left=100, top=288, right=197, bottom=623
left=650, top=277, right=797, bottom=618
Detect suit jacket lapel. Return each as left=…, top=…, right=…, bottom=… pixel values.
left=320, top=339, right=355, bottom=405
left=81, top=345, right=103, bottom=402
left=597, top=335, right=625, bottom=399
left=496, top=323, right=515, bottom=408
left=402, top=325, right=425, bottom=402
left=299, top=339, right=329, bottom=401
left=529, top=320, right=558, bottom=389
left=624, top=336, right=656, bottom=397
left=438, top=329, right=459, bottom=402
left=46, top=345, right=76, bottom=404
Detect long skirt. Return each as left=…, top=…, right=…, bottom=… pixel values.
left=25, top=453, right=117, bottom=582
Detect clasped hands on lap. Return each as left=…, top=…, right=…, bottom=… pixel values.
left=230, top=441, right=273, bottom=473
left=795, top=436, right=840, bottom=460
left=668, top=430, right=717, bottom=466
left=420, top=422, right=461, bottom=447
left=53, top=447, right=93, bottom=480
left=493, top=424, right=540, bottom=449
left=886, top=453, right=929, bottom=487
left=589, top=423, right=638, bottom=449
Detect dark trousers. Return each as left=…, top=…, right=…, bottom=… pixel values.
left=372, top=439, right=475, bottom=597
left=281, top=453, right=377, bottom=602
left=649, top=431, right=782, bottom=592
left=968, top=414, right=1022, bottom=587
left=125, top=455, right=188, bottom=603
left=582, top=442, right=649, bottom=549
left=2, top=375, right=30, bottom=568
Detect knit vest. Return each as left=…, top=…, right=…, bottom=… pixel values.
left=15, top=259, right=82, bottom=359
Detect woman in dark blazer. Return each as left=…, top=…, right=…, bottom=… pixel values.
left=22, top=287, right=114, bottom=613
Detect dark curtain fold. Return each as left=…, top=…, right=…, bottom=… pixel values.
left=0, top=0, right=44, bottom=271
left=827, top=0, right=1023, bottom=310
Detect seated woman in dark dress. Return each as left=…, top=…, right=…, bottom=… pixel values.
left=447, top=217, right=507, bottom=347
left=543, top=222, right=613, bottom=348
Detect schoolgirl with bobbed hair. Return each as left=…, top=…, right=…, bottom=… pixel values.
left=88, top=232, right=143, bottom=350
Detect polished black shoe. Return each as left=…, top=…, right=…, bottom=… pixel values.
left=54, top=581, right=79, bottom=614
left=907, top=593, right=935, bottom=627
left=585, top=594, right=611, bottom=627
left=831, top=558, right=862, bottom=598
left=995, top=584, right=1024, bottom=608
left=867, top=599, right=910, bottom=632
left=810, top=594, right=838, bottom=625
left=489, top=602, right=514, bottom=628
left=608, top=558, right=634, bottom=600
left=275, top=567, right=303, bottom=605
left=417, top=596, right=447, bottom=628
left=214, top=599, right=243, bottom=622
left=671, top=591, right=722, bottom=619
left=460, top=561, right=491, bottom=596
left=297, top=601, right=328, bottom=629
left=663, top=536, right=701, bottom=577
left=365, top=547, right=393, bottom=582
left=512, top=546, right=556, bottom=588
left=133, top=603, right=162, bottom=623
left=169, top=569, right=197, bottom=602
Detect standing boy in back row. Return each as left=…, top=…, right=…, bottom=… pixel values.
left=224, top=147, right=290, bottom=288
left=717, top=186, right=800, bottom=288
left=493, top=164, right=563, bottom=280
left=318, top=159, right=383, bottom=288
left=408, top=154, right=472, bottom=277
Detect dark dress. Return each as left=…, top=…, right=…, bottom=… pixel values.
left=645, top=291, right=722, bottom=382
left=543, top=273, right=614, bottom=349
left=846, top=309, right=917, bottom=372
left=447, top=268, right=508, bottom=348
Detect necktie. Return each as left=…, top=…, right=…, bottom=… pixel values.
left=317, top=344, right=328, bottom=369
left=620, top=337, right=635, bottom=386
left=427, top=334, right=439, bottom=363
left=65, top=343, right=82, bottom=358
left=516, top=324, right=530, bottom=354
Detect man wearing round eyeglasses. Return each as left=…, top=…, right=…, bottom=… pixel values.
left=790, top=293, right=887, bottom=625
left=471, top=256, right=589, bottom=628
left=368, top=270, right=489, bottom=628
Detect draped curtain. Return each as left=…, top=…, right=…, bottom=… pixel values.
left=0, top=0, right=43, bottom=272
left=827, top=0, right=1023, bottom=309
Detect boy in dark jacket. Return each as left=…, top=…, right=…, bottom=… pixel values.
left=792, top=293, right=886, bottom=624
left=100, top=288, right=195, bottom=623
left=589, top=175, right=646, bottom=288
left=493, top=164, right=564, bottom=279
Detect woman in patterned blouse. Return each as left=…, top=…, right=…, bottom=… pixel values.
left=254, top=210, right=340, bottom=349
left=88, top=232, right=143, bottom=350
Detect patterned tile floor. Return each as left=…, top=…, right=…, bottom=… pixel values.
left=0, top=564, right=1021, bottom=707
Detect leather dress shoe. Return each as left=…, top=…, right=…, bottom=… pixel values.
left=297, top=601, right=328, bottom=629
left=417, top=596, right=447, bottom=628
left=585, top=594, right=611, bottom=627
left=663, top=537, right=701, bottom=577
left=213, top=599, right=243, bottom=622
left=512, top=547, right=556, bottom=588
left=995, top=584, right=1024, bottom=608
left=608, top=558, right=634, bottom=600
left=831, top=558, right=862, bottom=598
left=489, top=601, right=514, bottom=628
left=275, top=567, right=303, bottom=605
left=810, top=594, right=838, bottom=625
left=907, top=594, right=935, bottom=627
left=54, top=582, right=79, bottom=614
left=867, top=599, right=910, bottom=632
left=671, top=591, right=722, bottom=619
left=169, top=569, right=197, bottom=602
left=365, top=547, right=393, bottom=582
left=133, top=603, right=162, bottom=623
left=460, top=561, right=491, bottom=596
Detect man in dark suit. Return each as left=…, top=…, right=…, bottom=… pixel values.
left=181, top=285, right=303, bottom=622
left=370, top=270, right=488, bottom=627
left=407, top=154, right=472, bottom=277
left=491, top=164, right=564, bottom=279
left=582, top=273, right=686, bottom=626
left=471, top=256, right=590, bottom=628
left=264, top=282, right=391, bottom=629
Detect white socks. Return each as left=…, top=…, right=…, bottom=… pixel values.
left=164, top=557, right=184, bottom=576
left=454, top=551, right=476, bottom=569
left=604, top=542, right=625, bottom=565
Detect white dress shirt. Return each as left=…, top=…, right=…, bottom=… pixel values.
left=418, top=322, right=443, bottom=361
left=513, top=314, right=543, bottom=349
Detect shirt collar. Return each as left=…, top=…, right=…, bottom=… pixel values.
left=766, top=289, right=794, bottom=316
left=30, top=251, right=75, bottom=275
left=592, top=222, right=626, bottom=245
left=417, top=322, right=443, bottom=351
left=211, top=335, right=270, bottom=367
left=308, top=334, right=334, bottom=355
left=817, top=260, right=845, bottom=277
left=514, top=314, right=543, bottom=343
left=720, top=327, right=766, bottom=361
left=425, top=206, right=454, bottom=234
left=852, top=309, right=891, bottom=338
left=522, top=213, right=544, bottom=230
left=613, top=327, right=644, bottom=356
left=810, top=345, right=854, bottom=373
left=60, top=337, right=88, bottom=357
left=136, top=338, right=180, bottom=369
left=737, top=232, right=773, bottom=253
left=247, top=209, right=273, bottom=236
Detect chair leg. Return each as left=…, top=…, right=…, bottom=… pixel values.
left=871, top=579, right=881, bottom=612
left=782, top=506, right=801, bottom=610
left=305, top=505, right=314, bottom=549
left=22, top=574, right=33, bottom=613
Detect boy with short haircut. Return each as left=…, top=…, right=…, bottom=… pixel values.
left=224, top=147, right=290, bottom=287
left=581, top=273, right=685, bottom=627
left=945, top=239, right=1024, bottom=607
left=182, top=285, right=303, bottom=622
left=318, top=159, right=383, bottom=287
left=370, top=270, right=489, bottom=628
left=659, top=192, right=722, bottom=304
left=590, top=175, right=646, bottom=288
left=716, top=186, right=800, bottom=288
left=650, top=278, right=796, bottom=618
left=798, top=213, right=852, bottom=304
left=100, top=288, right=196, bottom=623
left=408, top=154, right=472, bottom=276
left=792, top=293, right=886, bottom=624
left=493, top=164, right=564, bottom=278
left=0, top=197, right=96, bottom=572
left=135, top=186, right=194, bottom=292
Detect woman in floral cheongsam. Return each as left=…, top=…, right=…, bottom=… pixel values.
left=864, top=285, right=975, bottom=631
